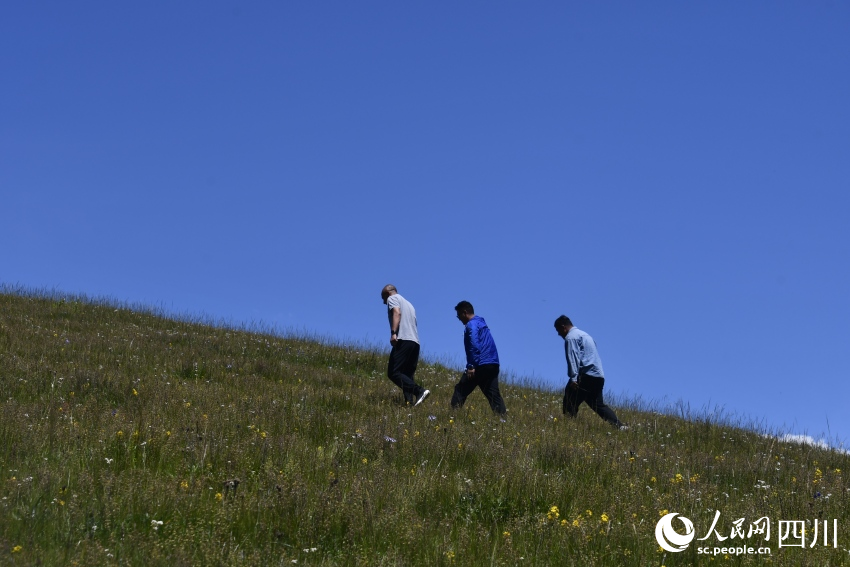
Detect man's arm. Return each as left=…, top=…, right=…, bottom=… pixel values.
left=565, top=337, right=581, bottom=388
left=464, top=320, right=482, bottom=375
left=389, top=307, right=401, bottom=346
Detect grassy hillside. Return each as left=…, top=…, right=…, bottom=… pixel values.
left=1, top=290, right=848, bottom=566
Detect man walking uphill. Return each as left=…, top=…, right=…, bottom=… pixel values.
left=555, top=315, right=626, bottom=429
left=451, top=301, right=506, bottom=415
left=381, top=284, right=429, bottom=406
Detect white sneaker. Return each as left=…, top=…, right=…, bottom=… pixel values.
left=414, top=390, right=430, bottom=407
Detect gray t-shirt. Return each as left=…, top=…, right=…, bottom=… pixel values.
left=387, top=294, right=419, bottom=344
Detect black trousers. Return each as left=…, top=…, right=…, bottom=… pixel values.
left=563, top=375, right=622, bottom=427
left=451, top=364, right=506, bottom=415
left=387, top=339, right=424, bottom=404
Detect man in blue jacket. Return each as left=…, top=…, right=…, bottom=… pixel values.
left=451, top=301, right=507, bottom=415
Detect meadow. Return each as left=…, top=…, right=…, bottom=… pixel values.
left=1, top=288, right=848, bottom=566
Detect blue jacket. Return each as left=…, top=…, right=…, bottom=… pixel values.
left=464, top=315, right=500, bottom=368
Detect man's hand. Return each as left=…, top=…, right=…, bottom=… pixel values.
left=390, top=333, right=398, bottom=346
left=467, top=367, right=476, bottom=378
left=568, top=379, right=579, bottom=391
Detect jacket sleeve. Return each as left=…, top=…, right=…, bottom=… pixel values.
left=465, top=321, right=482, bottom=368
left=564, top=337, right=581, bottom=381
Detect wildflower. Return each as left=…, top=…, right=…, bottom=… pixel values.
left=180, top=480, right=189, bottom=490
left=12, top=545, right=22, bottom=553
left=428, top=415, right=437, bottom=421
left=600, top=513, right=609, bottom=523
left=445, top=550, right=455, bottom=560
left=560, top=519, right=568, bottom=526
left=547, top=506, right=560, bottom=521
left=503, top=531, right=511, bottom=538
left=151, top=520, right=163, bottom=530
left=585, top=510, right=593, bottom=517
left=659, top=509, right=669, bottom=517
left=132, top=388, right=138, bottom=396
left=362, top=458, right=368, bottom=464
left=572, top=518, right=580, bottom=527
left=116, top=431, right=124, bottom=438
left=384, top=436, right=397, bottom=443
left=215, top=492, right=223, bottom=502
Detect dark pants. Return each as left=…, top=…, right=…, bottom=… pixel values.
left=451, top=364, right=506, bottom=415
left=387, top=340, right=424, bottom=404
left=563, top=375, right=622, bottom=427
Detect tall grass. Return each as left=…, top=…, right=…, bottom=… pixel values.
left=1, top=289, right=848, bottom=566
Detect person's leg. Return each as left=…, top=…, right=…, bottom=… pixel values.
left=388, top=340, right=420, bottom=404
left=387, top=347, right=408, bottom=400
left=563, top=381, right=583, bottom=417
left=400, top=341, right=425, bottom=398
left=476, top=364, right=506, bottom=415
left=582, top=376, right=623, bottom=427
left=451, top=371, right=478, bottom=409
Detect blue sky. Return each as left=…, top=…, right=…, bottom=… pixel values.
left=3, top=2, right=849, bottom=446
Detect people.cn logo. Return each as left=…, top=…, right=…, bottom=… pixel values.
left=655, top=512, right=696, bottom=552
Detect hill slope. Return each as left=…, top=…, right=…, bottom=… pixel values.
left=1, top=290, right=848, bottom=566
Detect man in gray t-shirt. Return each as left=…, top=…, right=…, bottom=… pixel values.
left=381, top=284, right=430, bottom=406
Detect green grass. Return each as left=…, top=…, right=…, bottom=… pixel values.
left=1, top=288, right=848, bottom=566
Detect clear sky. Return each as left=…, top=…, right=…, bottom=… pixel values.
left=3, top=2, right=849, bottom=446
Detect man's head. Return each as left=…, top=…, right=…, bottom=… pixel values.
left=554, top=315, right=573, bottom=338
left=381, top=284, right=397, bottom=305
left=455, top=300, right=475, bottom=324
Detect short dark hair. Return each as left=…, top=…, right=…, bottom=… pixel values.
left=455, top=300, right=474, bottom=314
left=554, top=315, right=572, bottom=328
